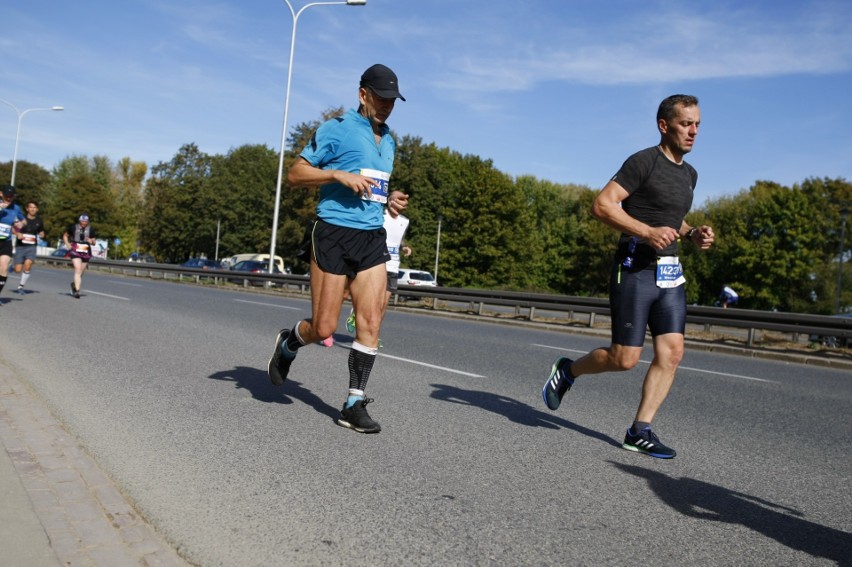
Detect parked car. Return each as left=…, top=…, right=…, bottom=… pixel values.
left=808, top=313, right=852, bottom=348
left=180, top=258, right=221, bottom=270
left=227, top=260, right=284, bottom=286
left=50, top=248, right=72, bottom=258
left=127, top=252, right=156, bottom=263
left=398, top=269, right=437, bottom=287
left=221, top=253, right=286, bottom=273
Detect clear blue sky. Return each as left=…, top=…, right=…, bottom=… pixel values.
left=2, top=0, right=851, bottom=205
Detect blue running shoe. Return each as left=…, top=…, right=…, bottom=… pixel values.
left=622, top=427, right=676, bottom=459
left=346, top=309, right=356, bottom=333
left=542, top=357, right=574, bottom=411
left=268, top=329, right=296, bottom=386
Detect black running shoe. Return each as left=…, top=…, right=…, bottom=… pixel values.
left=622, top=427, right=676, bottom=459
left=268, top=329, right=295, bottom=386
left=542, top=356, right=574, bottom=411
left=337, top=398, right=381, bottom=434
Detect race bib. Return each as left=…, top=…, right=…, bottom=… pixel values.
left=0, top=223, right=11, bottom=239
left=656, top=256, right=686, bottom=288
left=359, top=168, right=390, bottom=204
left=387, top=245, right=400, bottom=260
left=20, top=233, right=37, bottom=245
left=74, top=243, right=90, bottom=254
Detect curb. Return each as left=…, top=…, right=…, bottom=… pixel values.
left=0, top=362, right=189, bottom=567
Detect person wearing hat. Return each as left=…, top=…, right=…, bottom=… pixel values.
left=268, top=63, right=408, bottom=434
left=0, top=185, right=27, bottom=300
left=13, top=200, right=46, bottom=294
left=63, top=214, right=97, bottom=298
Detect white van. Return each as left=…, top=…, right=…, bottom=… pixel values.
left=222, top=253, right=286, bottom=273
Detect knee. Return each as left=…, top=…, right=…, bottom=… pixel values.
left=610, top=350, right=641, bottom=371
left=312, top=321, right=336, bottom=340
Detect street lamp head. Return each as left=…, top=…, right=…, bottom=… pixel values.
left=346, top=0, right=366, bottom=5
left=51, top=106, right=64, bottom=111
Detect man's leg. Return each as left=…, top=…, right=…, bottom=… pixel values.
left=0, top=255, right=11, bottom=296
left=337, top=264, right=386, bottom=433
left=349, top=263, right=386, bottom=348
left=620, top=332, right=683, bottom=459
left=268, top=261, right=347, bottom=386
left=633, top=332, right=684, bottom=424
left=17, top=257, right=33, bottom=290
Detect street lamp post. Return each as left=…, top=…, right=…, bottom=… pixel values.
left=268, top=0, right=366, bottom=272
left=0, top=99, right=64, bottom=186
left=434, top=214, right=443, bottom=284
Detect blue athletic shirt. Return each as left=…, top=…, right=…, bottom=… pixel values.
left=299, top=108, right=395, bottom=230
left=0, top=203, right=25, bottom=240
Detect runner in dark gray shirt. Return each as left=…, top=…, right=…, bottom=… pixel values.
left=541, top=94, right=715, bottom=459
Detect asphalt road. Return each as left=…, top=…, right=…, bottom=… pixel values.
left=1, top=266, right=850, bottom=566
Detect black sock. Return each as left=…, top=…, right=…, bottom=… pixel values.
left=348, top=343, right=377, bottom=392
left=631, top=421, right=651, bottom=434
left=0, top=275, right=6, bottom=295
left=286, top=323, right=305, bottom=352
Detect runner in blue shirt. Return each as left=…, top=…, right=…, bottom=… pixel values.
left=0, top=185, right=26, bottom=301
left=268, top=64, right=409, bottom=434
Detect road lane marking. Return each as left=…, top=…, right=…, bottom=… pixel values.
left=108, top=280, right=143, bottom=287
left=532, top=343, right=776, bottom=383
left=377, top=352, right=485, bottom=377
left=234, top=299, right=301, bottom=310
left=84, top=290, right=130, bottom=300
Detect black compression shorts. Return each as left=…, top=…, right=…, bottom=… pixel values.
left=609, top=262, right=687, bottom=347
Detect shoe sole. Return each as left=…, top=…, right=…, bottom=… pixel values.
left=621, top=442, right=676, bottom=459
left=336, top=418, right=381, bottom=434
left=267, top=329, right=288, bottom=386
left=541, top=357, right=568, bottom=411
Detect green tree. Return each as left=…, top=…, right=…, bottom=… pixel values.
left=207, top=144, right=279, bottom=260
left=141, top=144, right=212, bottom=262
left=0, top=160, right=52, bottom=207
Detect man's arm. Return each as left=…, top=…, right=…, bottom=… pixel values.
left=590, top=180, right=679, bottom=251
left=288, top=157, right=381, bottom=199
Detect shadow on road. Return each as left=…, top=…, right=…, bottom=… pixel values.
left=429, top=383, right=619, bottom=447
left=208, top=366, right=339, bottom=420
left=610, top=461, right=852, bottom=566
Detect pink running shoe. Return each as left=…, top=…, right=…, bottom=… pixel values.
left=320, top=336, right=334, bottom=347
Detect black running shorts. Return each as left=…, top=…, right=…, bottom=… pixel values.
left=310, top=219, right=390, bottom=279
left=0, top=239, right=12, bottom=257
left=609, top=262, right=687, bottom=346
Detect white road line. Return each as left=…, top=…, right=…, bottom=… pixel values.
left=234, top=299, right=301, bottom=310
left=108, top=280, right=143, bottom=287
left=83, top=290, right=130, bottom=301
left=532, top=343, right=776, bottom=383
left=377, top=352, right=485, bottom=377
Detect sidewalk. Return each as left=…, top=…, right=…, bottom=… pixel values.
left=0, top=362, right=188, bottom=567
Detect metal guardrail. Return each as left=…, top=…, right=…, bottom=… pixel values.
left=44, top=256, right=851, bottom=347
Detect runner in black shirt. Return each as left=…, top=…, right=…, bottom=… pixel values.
left=13, top=201, right=46, bottom=294
left=541, top=95, right=715, bottom=459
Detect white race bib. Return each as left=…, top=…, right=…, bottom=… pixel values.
left=0, top=223, right=11, bottom=239
left=359, top=168, right=390, bottom=204
left=656, top=256, right=686, bottom=288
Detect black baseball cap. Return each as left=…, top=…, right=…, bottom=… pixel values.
left=1, top=185, right=15, bottom=198
left=360, top=64, right=405, bottom=101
